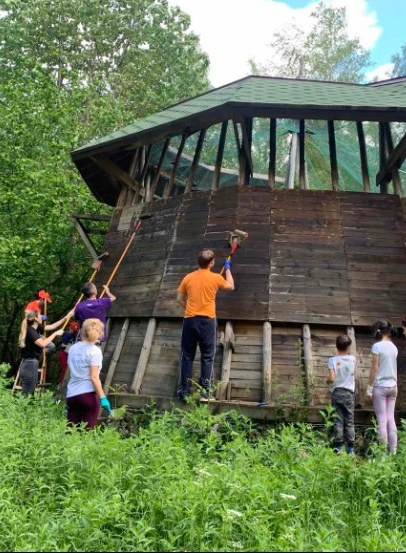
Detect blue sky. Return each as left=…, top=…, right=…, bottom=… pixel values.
left=367, top=0, right=406, bottom=66
left=168, top=0, right=405, bottom=85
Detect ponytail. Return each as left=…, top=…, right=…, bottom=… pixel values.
left=372, top=318, right=397, bottom=340
left=19, top=310, right=38, bottom=348
left=82, top=318, right=104, bottom=343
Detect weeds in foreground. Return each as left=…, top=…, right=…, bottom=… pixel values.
left=0, top=365, right=406, bottom=551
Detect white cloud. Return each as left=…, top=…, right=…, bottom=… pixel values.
left=168, top=0, right=382, bottom=87
left=365, top=62, right=394, bottom=82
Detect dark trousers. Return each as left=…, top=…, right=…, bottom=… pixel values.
left=331, top=388, right=355, bottom=446
left=20, top=358, right=39, bottom=395
left=66, top=391, right=99, bottom=430
left=177, top=316, right=217, bottom=396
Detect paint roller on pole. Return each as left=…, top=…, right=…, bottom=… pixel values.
left=99, top=212, right=152, bottom=298
left=220, top=229, right=249, bottom=276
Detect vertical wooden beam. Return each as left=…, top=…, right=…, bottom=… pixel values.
left=186, top=129, right=206, bottom=193
left=346, top=326, right=360, bottom=407
left=356, top=121, right=371, bottom=192
left=139, top=144, right=153, bottom=197
left=217, top=321, right=234, bottom=400
left=103, top=318, right=130, bottom=395
left=233, top=120, right=245, bottom=186
left=383, top=122, right=403, bottom=197
left=101, top=318, right=112, bottom=354
left=164, top=134, right=187, bottom=199
left=262, top=322, right=272, bottom=404
left=241, top=117, right=253, bottom=185
left=212, top=121, right=228, bottom=191
left=299, top=120, right=306, bottom=190
left=268, top=118, right=277, bottom=188
left=131, top=318, right=157, bottom=394
left=286, top=132, right=298, bottom=189
left=148, top=138, right=170, bottom=201
left=328, top=120, right=339, bottom=191
left=303, top=324, right=314, bottom=406
left=128, top=148, right=141, bottom=178
left=379, top=122, right=388, bottom=194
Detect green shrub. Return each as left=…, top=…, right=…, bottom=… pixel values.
left=1, top=385, right=406, bottom=551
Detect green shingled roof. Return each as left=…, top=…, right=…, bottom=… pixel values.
left=72, top=75, right=406, bottom=156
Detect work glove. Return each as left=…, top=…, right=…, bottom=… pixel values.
left=41, top=315, right=47, bottom=321
left=55, top=329, right=64, bottom=337
left=224, top=259, right=231, bottom=271
left=366, top=385, right=373, bottom=399
left=100, top=396, right=112, bottom=414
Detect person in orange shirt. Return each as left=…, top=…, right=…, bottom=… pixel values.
left=176, top=249, right=234, bottom=400
left=24, top=289, right=52, bottom=319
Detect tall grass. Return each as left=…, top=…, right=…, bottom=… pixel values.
left=0, top=365, right=406, bottom=551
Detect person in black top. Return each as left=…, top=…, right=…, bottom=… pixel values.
left=18, top=308, right=73, bottom=394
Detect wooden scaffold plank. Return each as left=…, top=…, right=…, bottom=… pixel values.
left=131, top=317, right=157, bottom=394
left=103, top=318, right=130, bottom=395
left=303, top=324, right=314, bottom=405
left=217, top=321, right=234, bottom=400
left=262, top=321, right=272, bottom=404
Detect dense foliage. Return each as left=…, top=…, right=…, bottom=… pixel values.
left=0, top=0, right=210, bottom=367
left=1, top=365, right=406, bottom=552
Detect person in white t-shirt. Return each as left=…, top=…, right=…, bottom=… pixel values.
left=66, top=318, right=112, bottom=430
left=327, top=334, right=356, bottom=454
left=366, top=319, right=398, bottom=455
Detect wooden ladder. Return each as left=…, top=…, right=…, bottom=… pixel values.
left=12, top=363, right=49, bottom=393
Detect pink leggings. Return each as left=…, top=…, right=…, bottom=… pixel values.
left=372, top=386, right=398, bottom=453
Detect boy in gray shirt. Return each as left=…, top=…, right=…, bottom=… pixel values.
left=327, top=334, right=356, bottom=454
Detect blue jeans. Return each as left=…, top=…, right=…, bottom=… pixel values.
left=177, top=316, right=217, bottom=396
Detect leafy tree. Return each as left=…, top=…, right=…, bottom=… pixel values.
left=249, top=1, right=372, bottom=83
left=391, top=44, right=406, bottom=78
left=0, top=0, right=210, bottom=367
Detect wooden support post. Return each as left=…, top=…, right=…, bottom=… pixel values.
left=131, top=317, right=157, bottom=394
left=101, top=318, right=112, bottom=354
left=217, top=321, right=234, bottom=400
left=139, top=144, right=153, bottom=198
left=299, top=120, right=306, bottom=190
left=376, top=131, right=406, bottom=188
left=303, top=324, right=314, bottom=406
left=356, top=121, right=371, bottom=192
left=383, top=122, right=403, bottom=196
left=185, top=129, right=206, bottom=194
left=241, top=117, right=253, bottom=185
left=129, top=148, right=141, bottom=178
left=286, top=132, right=298, bottom=189
left=149, top=138, right=170, bottom=201
left=379, top=122, right=388, bottom=194
left=212, top=121, right=228, bottom=190
left=103, top=318, right=130, bottom=395
left=346, top=326, right=360, bottom=407
left=262, top=322, right=272, bottom=404
left=328, top=120, right=339, bottom=191
left=164, top=134, right=187, bottom=199
left=268, top=118, right=277, bottom=188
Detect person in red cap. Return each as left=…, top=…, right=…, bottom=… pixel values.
left=57, top=321, right=80, bottom=384
left=25, top=289, right=53, bottom=318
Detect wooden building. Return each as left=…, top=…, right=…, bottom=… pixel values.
left=71, top=76, right=406, bottom=421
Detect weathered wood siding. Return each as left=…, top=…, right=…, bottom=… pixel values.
left=95, top=187, right=406, bottom=325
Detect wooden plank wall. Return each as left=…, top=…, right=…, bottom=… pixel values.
left=343, top=193, right=406, bottom=326
left=271, top=326, right=304, bottom=405
left=269, top=190, right=350, bottom=324
left=229, top=323, right=263, bottom=402
left=95, top=187, right=406, bottom=325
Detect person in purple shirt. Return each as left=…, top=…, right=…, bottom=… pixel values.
left=74, top=282, right=116, bottom=342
